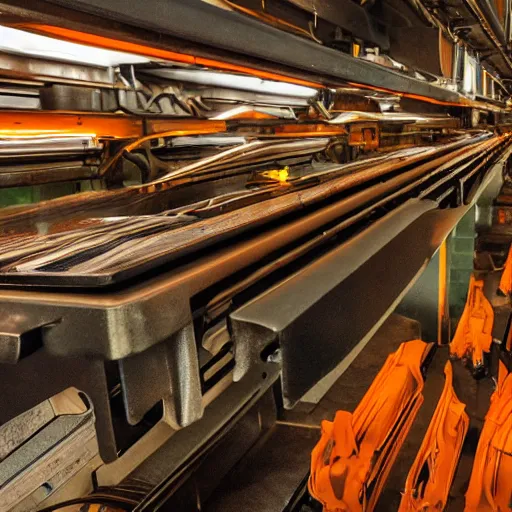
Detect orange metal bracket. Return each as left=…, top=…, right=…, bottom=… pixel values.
left=309, top=340, right=431, bottom=512
left=0, top=111, right=143, bottom=139
left=348, top=123, right=379, bottom=150
left=499, top=244, right=512, bottom=296
left=449, top=274, right=494, bottom=368
left=465, top=361, right=512, bottom=511
left=272, top=124, right=347, bottom=137
left=399, top=360, right=469, bottom=512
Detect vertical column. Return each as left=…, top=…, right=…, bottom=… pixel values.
left=447, top=206, right=476, bottom=336
left=438, top=239, right=450, bottom=345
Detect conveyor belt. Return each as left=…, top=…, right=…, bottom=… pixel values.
left=0, top=132, right=504, bottom=286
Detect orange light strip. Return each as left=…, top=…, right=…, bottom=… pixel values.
left=0, top=111, right=143, bottom=139
left=347, top=81, right=505, bottom=111
left=15, top=23, right=195, bottom=65
left=14, top=24, right=322, bottom=89
left=0, top=111, right=230, bottom=141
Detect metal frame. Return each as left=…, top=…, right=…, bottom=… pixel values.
left=1, top=0, right=465, bottom=103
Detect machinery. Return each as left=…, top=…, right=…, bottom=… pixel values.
left=1, top=0, right=512, bottom=510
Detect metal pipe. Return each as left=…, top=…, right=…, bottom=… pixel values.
left=0, top=136, right=101, bottom=156
left=143, top=68, right=318, bottom=98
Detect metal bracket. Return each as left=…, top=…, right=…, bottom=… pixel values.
left=119, top=323, right=203, bottom=428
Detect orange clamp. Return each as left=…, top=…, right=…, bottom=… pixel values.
left=450, top=274, right=494, bottom=368
left=399, top=360, right=469, bottom=512
left=465, top=361, right=512, bottom=511
left=309, top=340, right=431, bottom=512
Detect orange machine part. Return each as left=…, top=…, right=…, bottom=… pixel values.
left=348, top=123, right=379, bottom=151
left=399, top=360, right=469, bottom=512
left=499, top=244, right=512, bottom=296
left=309, top=339, right=430, bottom=512
left=449, top=274, right=494, bottom=367
left=0, top=111, right=143, bottom=139
left=272, top=124, right=347, bottom=137
left=0, top=111, right=229, bottom=140
left=465, top=361, right=512, bottom=511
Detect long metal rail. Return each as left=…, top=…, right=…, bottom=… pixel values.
left=0, top=132, right=498, bottom=285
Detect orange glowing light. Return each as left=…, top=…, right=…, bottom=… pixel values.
left=14, top=24, right=322, bottom=89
